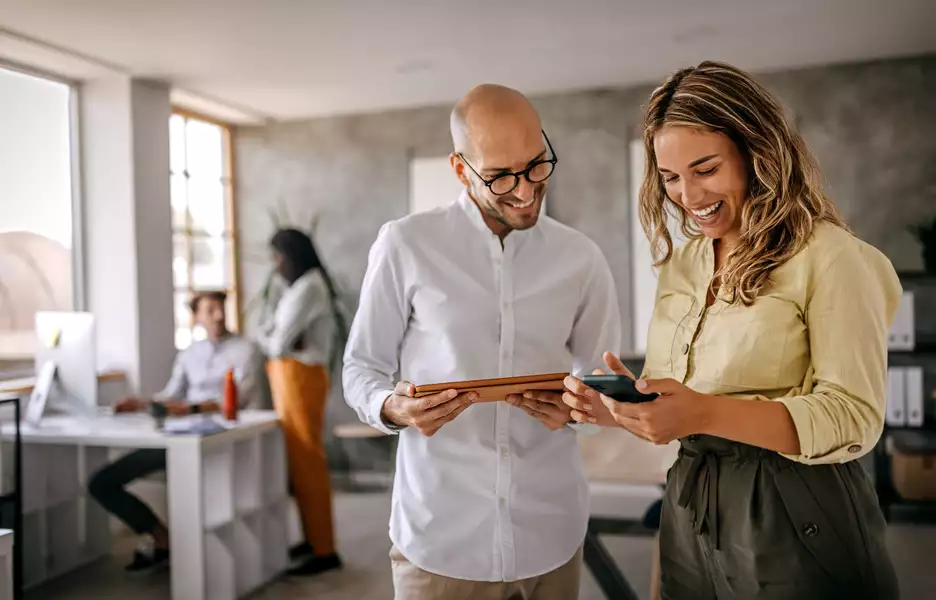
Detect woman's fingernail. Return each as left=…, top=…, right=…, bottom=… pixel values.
left=636, top=380, right=647, bottom=389
left=524, top=392, right=533, bottom=399
left=583, top=403, right=592, bottom=411
left=589, top=417, right=597, bottom=424
left=587, top=389, right=598, bottom=398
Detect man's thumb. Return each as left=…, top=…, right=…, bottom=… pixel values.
left=395, top=381, right=415, bottom=397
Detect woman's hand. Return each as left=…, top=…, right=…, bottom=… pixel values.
left=563, top=352, right=635, bottom=428
left=603, top=378, right=711, bottom=445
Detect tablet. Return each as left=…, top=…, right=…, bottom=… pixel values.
left=414, top=372, right=569, bottom=403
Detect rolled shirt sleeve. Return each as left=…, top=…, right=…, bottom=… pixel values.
left=776, top=243, right=902, bottom=464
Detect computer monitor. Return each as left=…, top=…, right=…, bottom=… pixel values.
left=28, top=311, right=97, bottom=424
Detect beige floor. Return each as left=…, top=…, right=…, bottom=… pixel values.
left=24, top=490, right=936, bottom=600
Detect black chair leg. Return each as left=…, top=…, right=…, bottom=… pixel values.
left=583, top=528, right=641, bottom=600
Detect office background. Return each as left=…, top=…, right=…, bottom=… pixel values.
left=1, top=1, right=935, bottom=599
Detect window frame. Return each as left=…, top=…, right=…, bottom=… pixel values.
left=0, top=59, right=82, bottom=366
left=169, top=108, right=242, bottom=347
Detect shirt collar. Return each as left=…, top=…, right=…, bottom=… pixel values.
left=455, top=189, right=536, bottom=245
left=206, top=332, right=233, bottom=350
left=456, top=189, right=493, bottom=236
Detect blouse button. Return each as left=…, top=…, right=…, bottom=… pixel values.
left=847, top=444, right=862, bottom=454
left=803, top=523, right=819, bottom=537
left=681, top=343, right=690, bottom=355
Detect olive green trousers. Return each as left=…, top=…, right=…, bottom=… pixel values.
left=660, top=435, right=899, bottom=600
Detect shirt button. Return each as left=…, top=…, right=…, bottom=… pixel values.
left=847, top=444, right=862, bottom=454
left=500, top=448, right=509, bottom=459
left=681, top=343, right=690, bottom=355
left=802, top=523, right=819, bottom=537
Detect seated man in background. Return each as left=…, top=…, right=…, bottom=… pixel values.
left=88, top=290, right=265, bottom=571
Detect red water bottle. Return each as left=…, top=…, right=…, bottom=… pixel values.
left=223, top=368, right=238, bottom=421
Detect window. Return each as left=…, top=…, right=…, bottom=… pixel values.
left=169, top=111, right=239, bottom=350
left=0, top=65, right=76, bottom=367
left=409, top=156, right=464, bottom=214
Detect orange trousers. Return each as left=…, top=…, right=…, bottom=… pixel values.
left=266, top=359, right=336, bottom=556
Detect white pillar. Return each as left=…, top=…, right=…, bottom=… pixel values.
left=80, top=76, right=175, bottom=395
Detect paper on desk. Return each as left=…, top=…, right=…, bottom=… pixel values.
left=162, top=416, right=228, bottom=435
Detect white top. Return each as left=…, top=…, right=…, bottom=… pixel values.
left=342, top=191, right=622, bottom=582
left=156, top=335, right=265, bottom=408
left=256, top=270, right=334, bottom=367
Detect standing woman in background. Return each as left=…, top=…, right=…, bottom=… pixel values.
left=258, top=227, right=346, bottom=576
left=563, top=61, right=900, bottom=599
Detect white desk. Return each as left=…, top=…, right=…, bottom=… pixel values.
left=1, top=410, right=289, bottom=600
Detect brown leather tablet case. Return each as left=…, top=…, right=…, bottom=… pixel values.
left=414, top=372, right=569, bottom=403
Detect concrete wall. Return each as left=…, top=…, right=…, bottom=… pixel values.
left=235, top=54, right=936, bottom=467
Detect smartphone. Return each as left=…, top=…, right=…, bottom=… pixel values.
left=579, top=375, right=658, bottom=403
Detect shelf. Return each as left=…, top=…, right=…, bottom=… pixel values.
left=889, top=337, right=936, bottom=357
left=233, top=517, right=265, bottom=597
left=46, top=501, right=81, bottom=579
left=204, top=526, right=236, bottom=600
left=203, top=448, right=234, bottom=531
left=234, top=438, right=262, bottom=515
left=46, top=446, right=80, bottom=507
left=261, top=430, right=287, bottom=505
left=22, top=511, right=46, bottom=588
left=21, top=445, right=47, bottom=514
left=897, top=271, right=936, bottom=282
left=262, top=501, right=289, bottom=578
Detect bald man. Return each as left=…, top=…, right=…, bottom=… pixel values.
left=343, top=84, right=621, bottom=599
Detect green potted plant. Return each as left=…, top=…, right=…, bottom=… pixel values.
left=909, top=216, right=936, bottom=273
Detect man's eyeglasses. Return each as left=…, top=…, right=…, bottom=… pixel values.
left=457, top=131, right=558, bottom=196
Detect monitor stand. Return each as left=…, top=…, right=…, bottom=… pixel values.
left=25, top=361, right=56, bottom=427
left=25, top=360, right=96, bottom=428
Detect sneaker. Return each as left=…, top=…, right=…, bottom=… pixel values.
left=289, top=542, right=313, bottom=560
left=287, top=553, right=342, bottom=576
left=125, top=538, right=170, bottom=572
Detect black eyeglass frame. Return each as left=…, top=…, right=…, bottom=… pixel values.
left=456, top=130, right=558, bottom=196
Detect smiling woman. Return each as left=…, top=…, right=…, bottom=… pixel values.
left=566, top=61, right=902, bottom=600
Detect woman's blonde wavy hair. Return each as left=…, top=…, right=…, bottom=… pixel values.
left=639, top=61, right=848, bottom=305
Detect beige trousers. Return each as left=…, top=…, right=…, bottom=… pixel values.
left=389, top=544, right=582, bottom=600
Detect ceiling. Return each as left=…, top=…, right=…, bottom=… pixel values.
left=0, top=0, right=934, bottom=123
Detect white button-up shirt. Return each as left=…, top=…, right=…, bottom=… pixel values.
left=155, top=334, right=265, bottom=408
left=342, top=191, right=621, bottom=582
left=256, top=270, right=335, bottom=367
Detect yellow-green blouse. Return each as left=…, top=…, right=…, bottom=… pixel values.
left=642, top=221, right=901, bottom=464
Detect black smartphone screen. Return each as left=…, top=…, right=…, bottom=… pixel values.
left=579, top=375, right=658, bottom=403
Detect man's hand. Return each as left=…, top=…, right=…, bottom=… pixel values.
left=381, top=381, right=476, bottom=437
left=506, top=390, right=572, bottom=431
left=114, top=397, right=148, bottom=413
left=162, top=400, right=195, bottom=417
